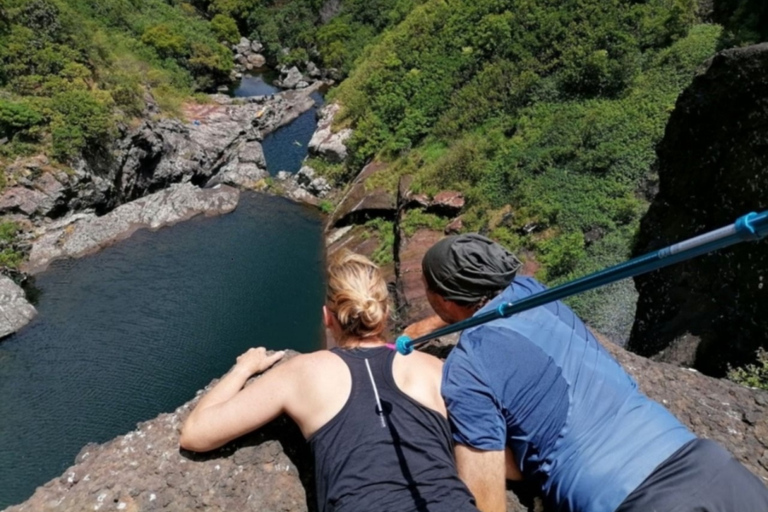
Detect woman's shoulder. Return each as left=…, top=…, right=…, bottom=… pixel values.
left=282, top=349, right=341, bottom=368
left=400, top=350, right=444, bottom=372
left=394, top=349, right=445, bottom=388
left=279, top=350, right=348, bottom=381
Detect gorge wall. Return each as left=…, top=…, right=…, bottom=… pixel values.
left=629, top=43, right=768, bottom=375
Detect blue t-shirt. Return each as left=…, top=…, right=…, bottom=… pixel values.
left=442, top=277, right=696, bottom=512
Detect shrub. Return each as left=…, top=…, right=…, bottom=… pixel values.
left=0, top=100, right=44, bottom=138
left=50, top=90, right=113, bottom=161
left=210, top=14, right=240, bottom=45
left=0, top=221, right=22, bottom=269
left=141, top=24, right=188, bottom=59
left=365, top=218, right=395, bottom=265
left=728, top=348, right=768, bottom=391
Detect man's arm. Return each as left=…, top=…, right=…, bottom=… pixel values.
left=455, top=445, right=507, bottom=512
left=403, top=314, right=448, bottom=339
left=505, top=447, right=523, bottom=481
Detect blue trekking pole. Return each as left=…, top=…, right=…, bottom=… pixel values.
left=395, top=210, right=768, bottom=355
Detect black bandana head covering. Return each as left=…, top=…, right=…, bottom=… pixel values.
left=422, top=234, right=522, bottom=304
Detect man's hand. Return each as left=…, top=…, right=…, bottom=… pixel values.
left=403, top=314, right=449, bottom=339
left=235, top=347, right=285, bottom=376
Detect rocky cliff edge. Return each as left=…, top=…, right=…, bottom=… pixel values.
left=6, top=342, right=766, bottom=512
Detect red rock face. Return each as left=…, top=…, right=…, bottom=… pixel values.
left=330, top=161, right=396, bottom=227
left=430, top=191, right=465, bottom=212
left=397, top=229, right=444, bottom=325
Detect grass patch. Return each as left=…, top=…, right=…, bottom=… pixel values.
left=400, top=209, right=446, bottom=238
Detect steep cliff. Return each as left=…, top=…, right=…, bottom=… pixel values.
left=629, top=43, right=768, bottom=376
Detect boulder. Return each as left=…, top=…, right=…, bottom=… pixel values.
left=250, top=40, right=264, bottom=53
left=445, top=216, right=463, bottom=234
left=0, top=187, right=49, bottom=216
left=295, top=166, right=331, bottom=198
left=306, top=61, right=321, bottom=78
left=247, top=53, right=266, bottom=68
left=629, top=43, right=768, bottom=376
left=24, top=183, right=240, bottom=274
left=319, top=0, right=342, bottom=23
left=330, top=162, right=396, bottom=227
left=272, top=171, right=321, bottom=207
left=234, top=37, right=251, bottom=55
left=0, top=275, right=37, bottom=339
left=113, top=84, right=321, bottom=207
left=427, top=191, right=465, bottom=216
left=279, top=67, right=304, bottom=89
left=308, top=103, right=352, bottom=163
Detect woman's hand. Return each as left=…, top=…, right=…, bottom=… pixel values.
left=235, top=347, right=286, bottom=376
left=180, top=347, right=291, bottom=452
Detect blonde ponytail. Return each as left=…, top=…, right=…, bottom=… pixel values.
left=326, top=250, right=389, bottom=340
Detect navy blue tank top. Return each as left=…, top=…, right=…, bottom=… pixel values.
left=309, top=346, right=477, bottom=512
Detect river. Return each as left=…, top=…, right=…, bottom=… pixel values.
left=0, top=75, right=327, bottom=509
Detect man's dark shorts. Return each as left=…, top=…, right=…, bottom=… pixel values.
left=616, top=438, right=768, bottom=512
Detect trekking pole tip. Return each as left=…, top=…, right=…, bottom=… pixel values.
left=395, top=335, right=414, bottom=355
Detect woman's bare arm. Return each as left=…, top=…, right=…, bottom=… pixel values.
left=179, top=348, right=287, bottom=452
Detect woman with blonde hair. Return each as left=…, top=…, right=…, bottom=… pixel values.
left=180, top=250, right=478, bottom=512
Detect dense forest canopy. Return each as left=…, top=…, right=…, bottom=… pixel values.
left=326, top=0, right=727, bottom=337
left=0, top=0, right=233, bottom=162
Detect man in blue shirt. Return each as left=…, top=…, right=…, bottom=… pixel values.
left=410, top=234, right=768, bottom=512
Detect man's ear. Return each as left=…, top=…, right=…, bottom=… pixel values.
left=322, top=305, right=333, bottom=329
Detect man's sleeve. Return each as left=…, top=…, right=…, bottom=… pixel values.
left=442, top=338, right=506, bottom=451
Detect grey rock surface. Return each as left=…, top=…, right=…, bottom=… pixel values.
left=296, top=166, right=331, bottom=198
left=247, top=53, right=266, bottom=68
left=278, top=67, right=304, bottom=89
left=206, top=138, right=269, bottom=190
left=6, top=340, right=766, bottom=512
left=0, top=275, right=37, bottom=339
left=24, top=183, right=239, bottom=274
left=0, top=187, right=49, bottom=216
left=308, top=103, right=352, bottom=163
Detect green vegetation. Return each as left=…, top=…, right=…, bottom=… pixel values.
left=0, top=0, right=233, bottom=163
left=304, top=157, right=349, bottom=185
left=400, top=209, right=445, bottom=238
left=189, top=0, right=423, bottom=74
left=365, top=218, right=395, bottom=265
left=319, top=199, right=334, bottom=214
left=728, top=348, right=768, bottom=391
left=714, top=0, right=768, bottom=46
left=323, top=0, right=727, bottom=336
left=0, top=221, right=23, bottom=269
